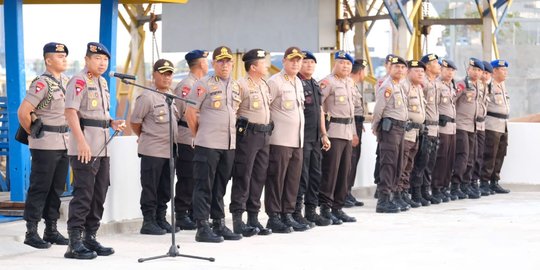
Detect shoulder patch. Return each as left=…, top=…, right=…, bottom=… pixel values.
left=456, top=82, right=465, bottom=93
left=182, top=86, right=191, bottom=97
left=75, top=79, right=86, bottom=95
left=35, top=81, right=46, bottom=93
left=384, top=88, right=392, bottom=99
left=320, top=79, right=329, bottom=89
left=197, top=85, right=206, bottom=97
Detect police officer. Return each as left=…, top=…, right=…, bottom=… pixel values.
left=431, top=59, right=458, bottom=203
left=173, top=50, right=209, bottom=230
left=64, top=42, right=125, bottom=259
left=410, top=54, right=442, bottom=203
left=18, top=42, right=70, bottom=249
left=400, top=60, right=426, bottom=208
left=481, top=59, right=511, bottom=194
left=318, top=51, right=357, bottom=223
left=346, top=59, right=367, bottom=207
left=130, top=59, right=180, bottom=235
left=372, top=56, right=408, bottom=213
left=265, top=47, right=308, bottom=233
left=229, top=49, right=272, bottom=237
left=451, top=58, right=484, bottom=200
left=185, top=46, right=241, bottom=243
left=471, top=61, right=492, bottom=196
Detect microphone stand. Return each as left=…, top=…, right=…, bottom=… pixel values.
left=118, top=79, right=215, bottom=263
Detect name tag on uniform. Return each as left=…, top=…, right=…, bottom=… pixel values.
left=154, top=104, right=165, bottom=108
left=210, top=91, right=223, bottom=96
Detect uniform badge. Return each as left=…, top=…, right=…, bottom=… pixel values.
left=233, top=83, right=239, bottom=91
left=91, top=99, right=98, bottom=107
left=305, top=96, right=313, bottom=104
left=35, top=81, right=45, bottom=93
left=213, top=100, right=221, bottom=108
left=182, top=86, right=190, bottom=97
left=338, top=96, right=345, bottom=103
left=211, top=85, right=218, bottom=91
left=456, top=82, right=465, bottom=93
left=442, top=97, right=448, bottom=103
left=75, top=79, right=86, bottom=95
left=284, top=100, right=292, bottom=109
left=159, top=116, right=164, bottom=121
left=384, top=88, right=392, bottom=99
left=429, top=96, right=434, bottom=102
left=412, top=105, right=417, bottom=112
left=197, top=86, right=206, bottom=97
left=252, top=101, right=259, bottom=109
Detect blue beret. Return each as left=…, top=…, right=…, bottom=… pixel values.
left=407, top=60, right=426, bottom=70
left=441, top=59, right=457, bottom=70
left=385, top=54, right=395, bottom=63
left=420, top=53, right=438, bottom=64
left=302, top=50, right=317, bottom=63
left=334, top=51, right=354, bottom=64
left=86, top=42, right=110, bottom=59
left=43, top=42, right=68, bottom=56
left=491, top=59, right=509, bottom=68
left=185, top=50, right=209, bottom=62
left=469, top=57, right=484, bottom=70
left=390, top=56, right=407, bottom=66
left=482, top=61, right=493, bottom=73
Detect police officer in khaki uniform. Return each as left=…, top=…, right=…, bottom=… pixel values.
left=399, top=60, right=426, bottom=209
left=130, top=59, right=180, bottom=235
left=173, top=50, right=209, bottom=230
left=64, top=42, right=125, bottom=259
left=431, top=59, right=457, bottom=203
left=481, top=59, right=511, bottom=194
left=346, top=59, right=367, bottom=207
left=372, top=56, right=408, bottom=213
left=18, top=42, right=70, bottom=249
left=265, top=47, right=307, bottom=233
left=229, top=49, right=272, bottom=237
left=451, top=58, right=484, bottom=200
left=318, top=51, right=357, bottom=223
left=185, top=46, right=241, bottom=243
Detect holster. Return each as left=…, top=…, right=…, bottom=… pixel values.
left=30, top=116, right=44, bottom=139
left=236, top=117, right=249, bottom=136
left=381, top=118, right=393, bottom=132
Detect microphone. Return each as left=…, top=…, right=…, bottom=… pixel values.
left=109, top=71, right=137, bottom=81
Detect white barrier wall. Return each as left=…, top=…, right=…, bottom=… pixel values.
left=101, top=123, right=540, bottom=223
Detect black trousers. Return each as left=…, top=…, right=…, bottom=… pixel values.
left=140, top=155, right=172, bottom=218
left=230, top=130, right=270, bottom=213
left=410, top=135, right=438, bottom=188
left=451, top=129, right=476, bottom=185
left=174, top=143, right=194, bottom=213
left=472, top=130, right=486, bottom=181
left=192, top=146, right=234, bottom=221
left=432, top=133, right=456, bottom=189
left=67, top=156, right=110, bottom=232
left=319, top=138, right=352, bottom=209
left=24, top=149, right=69, bottom=222
left=377, top=126, right=405, bottom=195
left=348, top=122, right=364, bottom=191
left=399, top=140, right=419, bottom=192
left=481, top=129, right=508, bottom=182
left=296, top=140, right=322, bottom=211
left=265, top=145, right=303, bottom=214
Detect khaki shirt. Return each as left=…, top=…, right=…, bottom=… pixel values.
left=423, top=77, right=440, bottom=137
left=187, top=75, right=240, bottom=150
left=353, top=83, right=365, bottom=116
left=402, top=80, right=426, bottom=142
left=173, top=73, right=198, bottom=145
left=130, top=89, right=180, bottom=158
left=65, top=68, right=112, bottom=157
left=268, top=70, right=305, bottom=148
left=236, top=76, right=271, bottom=125
left=485, top=81, right=510, bottom=133
left=454, top=77, right=478, bottom=133
left=438, top=79, right=457, bottom=135
left=320, top=74, right=356, bottom=141
left=24, top=71, right=69, bottom=150
left=372, top=77, right=408, bottom=132
left=476, top=81, right=489, bottom=131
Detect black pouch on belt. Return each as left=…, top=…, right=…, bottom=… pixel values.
left=381, top=118, right=393, bottom=132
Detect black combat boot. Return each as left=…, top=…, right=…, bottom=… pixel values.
left=393, top=192, right=410, bottom=211
left=292, top=211, right=315, bottom=229
left=212, top=218, right=242, bottom=240
left=462, top=183, right=480, bottom=199
left=375, top=193, right=400, bottom=213
left=479, top=181, right=491, bottom=196
left=332, top=208, right=357, bottom=222
left=282, top=213, right=309, bottom=231
left=247, top=212, right=272, bottom=235
left=320, top=205, right=343, bottom=225
left=175, top=210, right=197, bottom=230
left=266, top=213, right=292, bottom=233
left=195, top=219, right=223, bottom=243
left=490, top=180, right=510, bottom=194
left=304, top=205, right=331, bottom=226
left=24, top=221, right=51, bottom=249
left=424, top=186, right=441, bottom=204
left=431, top=188, right=445, bottom=203
left=83, top=230, right=114, bottom=256
left=450, top=183, right=467, bottom=199
left=411, top=187, right=430, bottom=207
left=470, top=180, right=481, bottom=197
left=140, top=215, right=166, bottom=235
left=43, top=220, right=68, bottom=245
left=157, top=213, right=180, bottom=233
left=401, top=191, right=421, bottom=208
left=346, top=192, right=364, bottom=207
left=232, top=211, right=259, bottom=237
left=64, top=229, right=97, bottom=260
left=442, top=187, right=457, bottom=201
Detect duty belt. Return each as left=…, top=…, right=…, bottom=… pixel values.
left=329, top=117, right=354, bottom=124
left=476, top=117, right=485, bottom=122
left=487, top=111, right=509, bottom=119
left=177, top=119, right=188, bottom=128
left=354, top=115, right=365, bottom=123
left=424, top=120, right=439, bottom=126
left=80, top=118, right=110, bottom=129
left=42, top=125, right=69, bottom=133
left=246, top=122, right=273, bottom=133
left=407, top=122, right=424, bottom=130
left=383, top=118, right=407, bottom=128
left=439, top=115, right=455, bottom=123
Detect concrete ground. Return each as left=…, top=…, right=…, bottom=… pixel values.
left=1, top=189, right=539, bottom=270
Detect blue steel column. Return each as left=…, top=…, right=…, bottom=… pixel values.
left=4, top=0, right=30, bottom=202
left=99, top=0, right=119, bottom=117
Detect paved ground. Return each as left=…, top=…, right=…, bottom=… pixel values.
left=1, top=191, right=539, bottom=270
